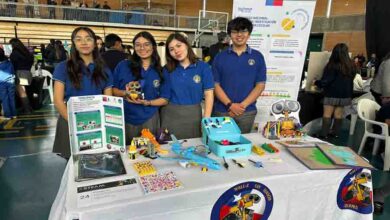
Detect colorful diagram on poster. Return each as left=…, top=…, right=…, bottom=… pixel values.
left=75, top=110, right=101, bottom=132
left=76, top=131, right=103, bottom=151
left=104, top=105, right=123, bottom=126
left=337, top=168, right=373, bottom=214
left=211, top=181, right=273, bottom=220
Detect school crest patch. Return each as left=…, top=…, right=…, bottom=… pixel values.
left=337, top=168, right=373, bottom=214
left=211, top=181, right=273, bottom=220
left=193, top=74, right=201, bottom=83
left=153, top=79, right=160, bottom=88
left=248, top=59, right=256, bottom=66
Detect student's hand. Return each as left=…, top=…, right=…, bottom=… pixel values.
left=228, top=111, right=236, bottom=118
left=229, top=103, right=245, bottom=116
left=124, top=96, right=143, bottom=105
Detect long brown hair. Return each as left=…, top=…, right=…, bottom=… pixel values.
left=325, top=43, right=355, bottom=78
left=67, top=26, right=107, bottom=89
left=165, top=32, right=198, bottom=73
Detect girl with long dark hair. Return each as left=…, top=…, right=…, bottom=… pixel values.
left=161, top=33, right=214, bottom=139
left=52, top=26, right=113, bottom=159
left=314, top=43, right=356, bottom=138
left=9, top=38, right=34, bottom=114
left=113, top=31, right=170, bottom=144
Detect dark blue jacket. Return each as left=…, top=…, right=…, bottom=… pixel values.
left=315, top=66, right=355, bottom=99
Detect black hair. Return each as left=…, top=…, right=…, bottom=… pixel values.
left=227, top=17, right=253, bottom=35
left=217, top=32, right=228, bottom=42
left=9, top=38, right=32, bottom=58
left=165, top=32, right=199, bottom=73
left=0, top=47, right=5, bottom=61
left=104, top=33, right=122, bottom=49
left=67, top=26, right=108, bottom=89
left=325, top=43, right=355, bottom=78
left=130, top=31, right=162, bottom=80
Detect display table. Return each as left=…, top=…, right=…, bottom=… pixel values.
left=49, top=133, right=373, bottom=220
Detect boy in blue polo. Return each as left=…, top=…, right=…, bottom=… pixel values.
left=212, top=17, right=266, bottom=133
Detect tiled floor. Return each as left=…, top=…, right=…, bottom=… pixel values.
left=0, top=106, right=389, bottom=219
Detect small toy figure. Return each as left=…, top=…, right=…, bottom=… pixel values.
left=141, top=129, right=168, bottom=154
left=252, top=145, right=265, bottom=156
left=133, top=161, right=157, bottom=176
left=248, top=159, right=263, bottom=168
left=147, top=142, right=157, bottom=159
left=156, top=128, right=171, bottom=144
left=263, top=99, right=304, bottom=139
left=128, top=140, right=137, bottom=160
left=201, top=167, right=209, bottom=172
left=125, top=81, right=144, bottom=100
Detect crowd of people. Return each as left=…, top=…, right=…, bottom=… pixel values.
left=1, top=1, right=148, bottom=24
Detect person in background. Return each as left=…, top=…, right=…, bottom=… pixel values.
left=373, top=95, right=390, bottom=214
left=91, top=0, right=101, bottom=22
left=61, top=0, right=71, bottom=20
left=0, top=47, right=17, bottom=119
left=212, top=17, right=266, bottom=133
left=79, top=0, right=88, bottom=21
left=160, top=32, right=214, bottom=139
left=23, top=0, right=34, bottom=18
left=208, top=31, right=230, bottom=64
left=96, top=36, right=105, bottom=53
left=314, top=43, right=356, bottom=139
left=9, top=38, right=34, bottom=114
left=113, top=31, right=170, bottom=144
left=102, top=0, right=110, bottom=22
left=101, top=33, right=127, bottom=72
left=370, top=52, right=390, bottom=106
left=6, top=0, right=18, bottom=17
left=47, top=0, right=57, bottom=19
left=52, top=26, right=113, bottom=160
left=52, top=40, right=67, bottom=68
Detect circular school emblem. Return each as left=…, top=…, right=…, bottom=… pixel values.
left=337, top=168, right=373, bottom=214
left=193, top=74, right=201, bottom=83
left=153, top=79, right=160, bottom=88
left=248, top=59, right=255, bottom=66
left=211, top=181, right=274, bottom=220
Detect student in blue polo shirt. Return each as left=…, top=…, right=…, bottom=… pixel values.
left=212, top=17, right=266, bottom=133
left=113, top=31, right=170, bottom=144
left=161, top=32, right=214, bottom=139
left=53, top=27, right=113, bottom=159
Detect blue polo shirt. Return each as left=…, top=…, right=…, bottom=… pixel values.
left=53, top=61, right=113, bottom=101
left=212, top=46, right=266, bottom=112
left=113, top=60, right=171, bottom=125
left=165, top=60, right=214, bottom=105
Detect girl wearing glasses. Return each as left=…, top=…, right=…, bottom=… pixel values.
left=161, top=33, right=214, bottom=139
left=52, top=27, right=113, bottom=159
left=113, top=31, right=171, bottom=144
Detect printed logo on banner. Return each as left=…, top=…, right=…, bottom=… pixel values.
left=337, top=168, right=373, bottom=214
left=211, top=181, right=273, bottom=220
left=266, top=0, right=283, bottom=6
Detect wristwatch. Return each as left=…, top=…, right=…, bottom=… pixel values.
left=226, top=102, right=232, bottom=110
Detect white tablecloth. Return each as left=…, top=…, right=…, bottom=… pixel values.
left=49, top=133, right=373, bottom=220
